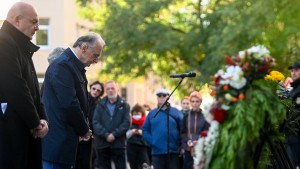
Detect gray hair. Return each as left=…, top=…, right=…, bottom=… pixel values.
left=72, top=32, right=105, bottom=49
left=47, top=47, right=66, bottom=63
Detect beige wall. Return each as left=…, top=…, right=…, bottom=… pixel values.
left=23, top=0, right=84, bottom=74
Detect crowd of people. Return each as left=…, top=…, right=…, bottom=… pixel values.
left=0, top=2, right=300, bottom=169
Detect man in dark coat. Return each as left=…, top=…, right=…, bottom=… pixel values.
left=0, top=2, right=49, bottom=169
left=286, top=61, right=300, bottom=168
left=93, top=80, right=131, bottom=169
left=42, top=33, right=105, bottom=169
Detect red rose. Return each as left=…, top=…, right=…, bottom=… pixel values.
left=213, top=110, right=226, bottom=123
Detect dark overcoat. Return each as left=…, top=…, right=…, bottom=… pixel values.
left=93, top=96, right=131, bottom=149
left=42, top=48, right=89, bottom=165
left=0, top=21, right=47, bottom=169
left=286, top=78, right=300, bottom=166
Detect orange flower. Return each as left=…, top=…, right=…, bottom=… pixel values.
left=238, top=93, right=245, bottom=100
left=211, top=90, right=216, bottom=96
left=231, top=97, right=238, bottom=102
left=223, top=85, right=229, bottom=91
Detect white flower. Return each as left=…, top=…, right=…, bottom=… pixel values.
left=247, top=45, right=269, bottom=56
left=193, top=137, right=205, bottom=165
left=219, top=65, right=247, bottom=89
left=200, top=84, right=215, bottom=123
left=238, top=50, right=246, bottom=59
left=229, top=76, right=247, bottom=89
left=204, top=121, right=219, bottom=168
left=194, top=120, right=220, bottom=168
left=214, top=69, right=225, bottom=77
left=239, top=45, right=270, bottom=60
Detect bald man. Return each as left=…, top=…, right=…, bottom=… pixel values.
left=0, top=2, right=48, bottom=169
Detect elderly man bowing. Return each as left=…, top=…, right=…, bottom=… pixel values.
left=42, top=33, right=105, bottom=169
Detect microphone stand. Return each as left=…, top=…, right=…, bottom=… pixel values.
left=154, top=77, right=185, bottom=169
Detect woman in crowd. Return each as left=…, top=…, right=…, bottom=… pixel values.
left=75, top=81, right=104, bottom=169
left=180, top=96, right=191, bottom=116
left=127, top=104, right=150, bottom=169
left=181, top=91, right=210, bottom=169
left=179, top=96, right=191, bottom=169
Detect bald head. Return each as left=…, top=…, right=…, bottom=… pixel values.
left=6, top=2, right=36, bottom=22
left=6, top=2, right=39, bottom=40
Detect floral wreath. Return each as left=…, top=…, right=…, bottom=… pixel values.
left=194, top=46, right=287, bottom=169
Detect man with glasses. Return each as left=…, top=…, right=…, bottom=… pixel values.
left=0, top=2, right=48, bottom=169
left=42, top=33, right=105, bottom=169
left=142, top=89, right=182, bottom=169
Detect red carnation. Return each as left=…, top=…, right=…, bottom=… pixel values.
left=201, top=131, right=208, bottom=137
left=211, top=107, right=226, bottom=123
left=214, top=76, right=221, bottom=87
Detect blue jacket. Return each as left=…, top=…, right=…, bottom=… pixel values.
left=42, top=48, right=90, bottom=165
left=142, top=106, right=181, bottom=155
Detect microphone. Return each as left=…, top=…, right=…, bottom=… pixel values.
left=169, top=72, right=196, bottom=78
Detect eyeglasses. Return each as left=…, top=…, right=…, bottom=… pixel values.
left=157, top=94, right=168, bottom=98
left=92, top=87, right=102, bottom=92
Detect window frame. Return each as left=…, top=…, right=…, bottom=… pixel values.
left=35, top=19, right=51, bottom=50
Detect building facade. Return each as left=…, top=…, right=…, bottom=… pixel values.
left=0, top=0, right=164, bottom=108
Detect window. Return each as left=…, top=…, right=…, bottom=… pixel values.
left=121, top=87, right=127, bottom=101
left=36, top=18, right=50, bottom=50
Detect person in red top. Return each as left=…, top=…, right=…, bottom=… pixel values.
left=126, top=104, right=150, bottom=169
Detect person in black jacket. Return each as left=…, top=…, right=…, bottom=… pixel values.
left=286, top=61, right=300, bottom=168
left=127, top=104, right=150, bottom=169
left=93, top=80, right=130, bottom=169
left=0, top=2, right=48, bottom=169
left=75, top=81, right=104, bottom=169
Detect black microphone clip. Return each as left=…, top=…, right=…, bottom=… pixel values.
left=169, top=71, right=196, bottom=78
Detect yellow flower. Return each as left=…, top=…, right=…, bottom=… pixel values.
left=264, top=71, right=285, bottom=81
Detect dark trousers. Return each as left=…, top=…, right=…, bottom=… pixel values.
left=127, top=144, right=150, bottom=169
left=91, top=140, right=98, bottom=169
left=178, top=153, right=184, bottom=169
left=97, top=148, right=126, bottom=169
left=286, top=142, right=300, bottom=167
left=182, top=150, right=193, bottom=169
left=75, top=140, right=92, bottom=169
left=152, top=154, right=179, bottom=169
left=43, top=161, right=73, bottom=169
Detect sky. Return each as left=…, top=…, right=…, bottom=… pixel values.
left=0, top=0, right=20, bottom=20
